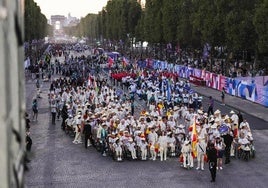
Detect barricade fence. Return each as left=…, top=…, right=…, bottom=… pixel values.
left=135, top=59, right=268, bottom=107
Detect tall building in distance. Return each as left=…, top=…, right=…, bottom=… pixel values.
left=66, top=13, right=80, bottom=27
left=50, top=14, right=79, bottom=29
left=50, top=14, right=79, bottom=37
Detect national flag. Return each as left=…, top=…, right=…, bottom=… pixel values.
left=107, top=56, right=114, bottom=68
left=191, top=116, right=198, bottom=158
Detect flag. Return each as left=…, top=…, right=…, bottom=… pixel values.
left=108, top=56, right=114, bottom=68
left=122, top=57, right=129, bottom=68
left=191, top=116, right=197, bottom=158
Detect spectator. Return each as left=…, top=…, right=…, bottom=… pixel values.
left=32, top=98, right=38, bottom=121
left=207, top=96, right=214, bottom=116
left=221, top=87, right=225, bottom=105
left=207, top=142, right=217, bottom=182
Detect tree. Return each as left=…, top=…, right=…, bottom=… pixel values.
left=24, top=0, right=50, bottom=42
left=254, top=0, right=268, bottom=54
left=162, top=0, right=179, bottom=44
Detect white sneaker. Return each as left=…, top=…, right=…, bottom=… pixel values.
left=201, top=168, right=204, bottom=171
left=220, top=167, right=223, bottom=170
left=216, top=167, right=219, bottom=170
left=196, top=167, right=200, bottom=170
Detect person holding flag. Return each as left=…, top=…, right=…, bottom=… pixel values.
left=196, top=123, right=208, bottom=170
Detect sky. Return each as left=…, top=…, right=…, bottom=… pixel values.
left=34, top=0, right=109, bottom=19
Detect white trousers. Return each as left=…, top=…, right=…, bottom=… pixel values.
left=183, top=153, right=193, bottom=168
left=73, top=132, right=81, bottom=142
left=130, top=149, right=137, bottom=159
left=159, top=146, right=167, bottom=161
left=141, top=148, right=147, bottom=159
left=196, top=152, right=205, bottom=169
left=150, top=146, right=156, bottom=160
left=115, top=148, right=122, bottom=157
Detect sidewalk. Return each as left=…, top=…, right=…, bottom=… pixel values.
left=191, top=83, right=268, bottom=122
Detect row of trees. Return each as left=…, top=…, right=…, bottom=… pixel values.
left=24, top=0, right=52, bottom=42
left=68, top=0, right=267, bottom=64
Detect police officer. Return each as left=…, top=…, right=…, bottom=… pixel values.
left=84, top=119, right=92, bottom=149
left=207, top=142, right=217, bottom=182
left=222, top=130, right=233, bottom=164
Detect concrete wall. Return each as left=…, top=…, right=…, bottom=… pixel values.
left=0, top=0, right=25, bottom=187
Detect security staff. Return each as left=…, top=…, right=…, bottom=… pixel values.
left=207, top=142, right=217, bottom=182
left=84, top=119, right=92, bottom=149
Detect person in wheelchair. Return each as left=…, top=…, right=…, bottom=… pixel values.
left=181, top=139, right=193, bottom=168
left=167, top=132, right=176, bottom=157
left=126, top=137, right=137, bottom=160
left=108, top=133, right=117, bottom=156
left=65, top=115, right=75, bottom=135
left=113, top=138, right=123, bottom=161
left=238, top=132, right=251, bottom=160
left=139, top=138, right=148, bottom=160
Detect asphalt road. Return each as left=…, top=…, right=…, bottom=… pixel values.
left=25, top=50, right=268, bottom=188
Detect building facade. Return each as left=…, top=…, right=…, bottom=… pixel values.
left=0, top=0, right=25, bottom=187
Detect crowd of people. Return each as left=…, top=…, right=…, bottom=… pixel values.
left=27, top=44, right=256, bottom=183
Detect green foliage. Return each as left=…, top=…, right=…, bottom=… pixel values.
left=254, top=0, right=268, bottom=54
left=24, top=0, right=267, bottom=61
left=24, top=0, right=50, bottom=42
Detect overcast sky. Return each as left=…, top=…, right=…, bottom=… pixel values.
left=34, top=0, right=108, bottom=19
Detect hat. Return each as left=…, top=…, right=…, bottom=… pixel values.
left=197, top=109, right=203, bottom=114
left=211, top=123, right=217, bottom=129
left=178, top=124, right=185, bottom=129
left=209, top=118, right=215, bottom=123
left=214, top=109, right=221, bottom=114
left=230, top=110, right=235, bottom=114
left=173, top=106, right=180, bottom=111
left=214, top=118, right=220, bottom=123
left=184, top=139, right=190, bottom=144
left=224, top=115, right=230, bottom=120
